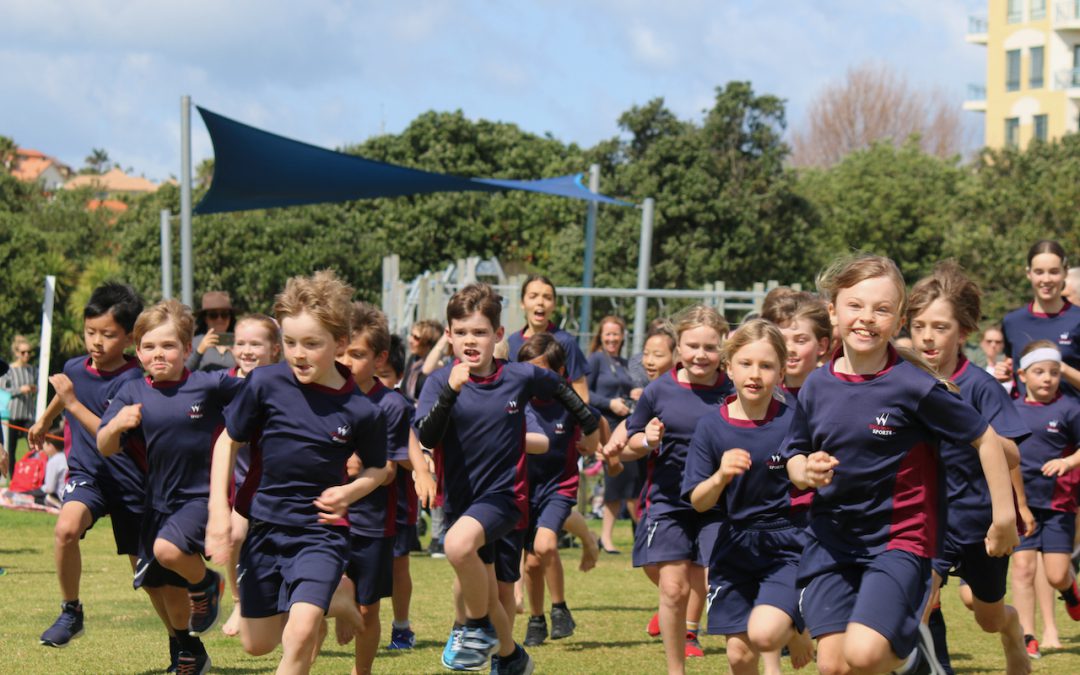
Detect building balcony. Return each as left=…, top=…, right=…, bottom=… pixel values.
left=1055, top=1, right=1080, bottom=29
left=963, top=84, right=987, bottom=111
left=1055, top=67, right=1080, bottom=94
left=966, top=15, right=988, bottom=43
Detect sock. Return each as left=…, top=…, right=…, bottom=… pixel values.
left=552, top=602, right=568, bottom=611
left=173, top=629, right=205, bottom=655
left=465, top=616, right=490, bottom=630
left=169, top=635, right=179, bottom=658
left=927, top=606, right=954, bottom=675
left=392, top=620, right=411, bottom=631
left=686, top=621, right=699, bottom=635
left=62, top=599, right=81, bottom=612
left=189, top=569, right=214, bottom=591
left=1061, top=582, right=1079, bottom=605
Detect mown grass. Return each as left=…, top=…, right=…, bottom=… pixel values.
left=2, top=504, right=1080, bottom=673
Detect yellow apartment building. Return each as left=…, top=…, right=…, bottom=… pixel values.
left=966, top=0, right=1080, bottom=148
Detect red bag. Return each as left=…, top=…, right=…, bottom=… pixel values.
left=9, top=450, right=47, bottom=493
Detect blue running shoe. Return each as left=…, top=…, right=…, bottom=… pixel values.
left=450, top=623, right=500, bottom=671
left=187, top=570, right=223, bottom=636
left=40, top=601, right=85, bottom=647
left=442, top=624, right=465, bottom=670
left=388, top=625, right=417, bottom=649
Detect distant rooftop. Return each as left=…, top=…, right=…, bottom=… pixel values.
left=65, top=167, right=158, bottom=194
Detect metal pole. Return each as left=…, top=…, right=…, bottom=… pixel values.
left=35, top=276, right=56, bottom=420
left=632, top=198, right=655, bottom=355
left=180, top=95, right=193, bottom=307
left=577, top=164, right=600, bottom=348
left=160, top=209, right=173, bottom=300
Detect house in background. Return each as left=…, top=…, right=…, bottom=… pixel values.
left=8, top=148, right=73, bottom=191
left=64, top=167, right=159, bottom=197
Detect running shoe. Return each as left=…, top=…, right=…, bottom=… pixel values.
left=40, top=601, right=84, bottom=647
left=549, top=606, right=575, bottom=640
left=523, top=615, right=547, bottom=647
left=684, top=631, right=704, bottom=658
left=187, top=570, right=223, bottom=636
left=1062, top=580, right=1080, bottom=621
left=388, top=625, right=417, bottom=649
left=175, top=649, right=211, bottom=675
left=441, top=624, right=465, bottom=670
left=450, top=623, right=499, bottom=671
left=1025, top=634, right=1041, bottom=659
left=646, top=612, right=660, bottom=637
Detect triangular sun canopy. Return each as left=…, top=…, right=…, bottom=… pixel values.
left=194, top=107, right=631, bottom=214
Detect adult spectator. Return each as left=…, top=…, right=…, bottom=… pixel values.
left=186, top=291, right=237, bottom=373
left=1, top=335, right=36, bottom=474
left=403, top=319, right=442, bottom=402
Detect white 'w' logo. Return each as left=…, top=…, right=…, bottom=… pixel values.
left=875, top=413, right=889, bottom=426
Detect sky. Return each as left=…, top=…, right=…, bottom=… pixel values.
left=2, top=0, right=987, bottom=183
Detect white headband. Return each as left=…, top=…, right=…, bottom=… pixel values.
left=1020, top=348, right=1062, bottom=371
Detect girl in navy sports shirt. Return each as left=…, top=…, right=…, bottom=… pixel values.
left=205, top=271, right=389, bottom=675
left=783, top=254, right=1017, bottom=675
left=682, top=320, right=814, bottom=675
left=907, top=263, right=1031, bottom=674
left=606, top=305, right=733, bottom=674
left=1010, top=341, right=1080, bottom=657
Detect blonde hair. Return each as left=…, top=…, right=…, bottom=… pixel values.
left=10, top=334, right=30, bottom=355
left=133, top=299, right=195, bottom=348
left=273, top=270, right=354, bottom=341
left=235, top=313, right=282, bottom=362
left=672, top=305, right=729, bottom=342
left=722, top=319, right=787, bottom=367
left=817, top=253, right=907, bottom=317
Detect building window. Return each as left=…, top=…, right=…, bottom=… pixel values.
left=1005, top=118, right=1020, bottom=147
left=1008, top=0, right=1023, bottom=23
left=1031, top=0, right=1046, bottom=20
left=1034, top=114, right=1048, bottom=141
left=1031, top=46, right=1044, bottom=88
left=1007, top=49, right=1021, bottom=91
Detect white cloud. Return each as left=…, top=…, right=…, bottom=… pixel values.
left=628, top=24, right=677, bottom=68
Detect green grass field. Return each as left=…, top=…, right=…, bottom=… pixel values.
left=3, top=503, right=1080, bottom=673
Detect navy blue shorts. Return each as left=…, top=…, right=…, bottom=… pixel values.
left=392, top=524, right=419, bottom=558
left=632, top=510, right=714, bottom=568
left=706, top=521, right=805, bottom=636
left=931, top=531, right=1008, bottom=603
left=345, top=535, right=394, bottom=606
left=448, top=492, right=520, bottom=565
left=61, top=472, right=144, bottom=556
left=239, top=520, right=349, bottom=618
left=134, top=500, right=207, bottom=589
left=1015, top=507, right=1076, bottom=554
left=799, top=545, right=931, bottom=660
left=495, top=529, right=526, bottom=583
left=525, top=494, right=575, bottom=553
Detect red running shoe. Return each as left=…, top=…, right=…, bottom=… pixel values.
left=1064, top=581, right=1080, bottom=621
left=645, top=612, right=660, bottom=637
left=684, top=631, right=704, bottom=658
left=1025, top=634, right=1041, bottom=659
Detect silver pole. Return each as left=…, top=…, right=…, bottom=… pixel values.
left=577, top=164, right=600, bottom=348
left=35, top=276, right=56, bottom=420
left=180, top=95, right=193, bottom=307
left=632, top=198, right=655, bottom=355
left=160, top=209, right=173, bottom=300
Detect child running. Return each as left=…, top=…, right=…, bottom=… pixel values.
left=783, top=253, right=1018, bottom=675
left=205, top=270, right=389, bottom=675
left=906, top=263, right=1031, bottom=675
left=605, top=305, right=733, bottom=674
left=1010, top=341, right=1080, bottom=657
left=681, top=319, right=812, bottom=674
left=98, top=299, right=246, bottom=674
left=415, top=282, right=598, bottom=673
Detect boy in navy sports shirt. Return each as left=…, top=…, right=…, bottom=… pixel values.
left=415, top=283, right=598, bottom=673
left=99, top=299, right=244, bottom=674
left=205, top=271, right=389, bottom=675
left=32, top=283, right=177, bottom=666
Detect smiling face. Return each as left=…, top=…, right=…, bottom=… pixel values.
left=600, top=321, right=624, bottom=356
left=448, top=311, right=504, bottom=375
left=136, top=322, right=190, bottom=382
left=641, top=334, right=675, bottom=381
left=1027, top=252, right=1066, bottom=306
left=676, top=325, right=723, bottom=384
left=728, top=339, right=782, bottom=410
left=339, top=332, right=387, bottom=391
left=84, top=312, right=133, bottom=372
left=829, top=275, right=903, bottom=365
left=281, top=311, right=347, bottom=387
left=233, top=320, right=279, bottom=377
left=521, top=280, right=555, bottom=333
left=778, top=318, right=827, bottom=383
left=1020, top=360, right=1061, bottom=403
left=909, top=297, right=965, bottom=375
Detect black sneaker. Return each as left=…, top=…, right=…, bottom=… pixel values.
left=549, top=606, right=575, bottom=640
left=175, top=650, right=211, bottom=675
left=40, top=601, right=84, bottom=647
left=430, top=540, right=446, bottom=559
left=493, top=644, right=535, bottom=675
left=187, top=570, right=223, bottom=636
left=523, top=615, right=547, bottom=646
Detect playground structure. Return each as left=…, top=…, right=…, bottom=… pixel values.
left=381, top=254, right=800, bottom=351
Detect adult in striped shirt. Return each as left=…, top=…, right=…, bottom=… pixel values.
left=1, top=335, right=37, bottom=474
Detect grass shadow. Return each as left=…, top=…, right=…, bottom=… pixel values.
left=574, top=605, right=653, bottom=613
left=0, top=547, right=39, bottom=554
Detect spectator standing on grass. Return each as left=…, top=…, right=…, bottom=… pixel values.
left=403, top=319, right=443, bottom=402
left=2, top=335, right=37, bottom=474
left=187, top=291, right=236, bottom=373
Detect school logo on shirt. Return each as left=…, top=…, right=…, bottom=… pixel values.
left=869, top=412, right=896, bottom=437
left=1047, top=419, right=1061, bottom=434
left=554, top=422, right=566, bottom=436
left=331, top=424, right=352, bottom=444
left=766, top=452, right=785, bottom=471
left=506, top=399, right=520, bottom=415
left=1060, top=333, right=1071, bottom=346
left=188, top=401, right=204, bottom=420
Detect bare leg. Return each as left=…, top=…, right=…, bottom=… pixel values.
left=353, top=601, right=381, bottom=675
left=53, top=501, right=93, bottom=601
left=562, top=510, right=599, bottom=571
left=1035, top=553, right=1060, bottom=648
left=657, top=560, right=691, bottom=674
left=277, top=602, right=326, bottom=675
left=223, top=510, right=248, bottom=636
left=601, top=500, right=622, bottom=551
left=1012, top=550, right=1037, bottom=639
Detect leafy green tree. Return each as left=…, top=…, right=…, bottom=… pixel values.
left=81, top=148, right=111, bottom=175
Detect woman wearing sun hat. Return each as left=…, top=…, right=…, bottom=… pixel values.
left=186, top=290, right=238, bottom=372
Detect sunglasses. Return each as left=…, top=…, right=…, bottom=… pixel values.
left=205, top=310, right=232, bottom=320
left=17, top=350, right=31, bottom=355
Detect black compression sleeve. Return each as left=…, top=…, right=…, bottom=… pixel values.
left=416, top=384, right=458, bottom=448
left=553, top=381, right=599, bottom=435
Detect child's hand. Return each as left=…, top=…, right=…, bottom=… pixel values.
left=994, top=358, right=1013, bottom=383
left=609, top=398, right=631, bottom=417
left=114, top=404, right=143, bottom=431
left=204, top=515, right=232, bottom=567
left=720, top=448, right=752, bottom=479
left=314, top=485, right=351, bottom=523
left=448, top=362, right=471, bottom=392
left=601, top=436, right=625, bottom=460
left=1018, top=505, right=1037, bottom=538
left=49, top=374, right=76, bottom=406
left=27, top=420, right=47, bottom=451
left=804, top=451, right=838, bottom=488
left=579, top=430, right=600, bottom=455
left=600, top=449, right=624, bottom=476
left=644, top=417, right=665, bottom=450
left=413, top=471, right=437, bottom=509
left=1042, top=457, right=1074, bottom=477
left=985, top=520, right=1019, bottom=557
